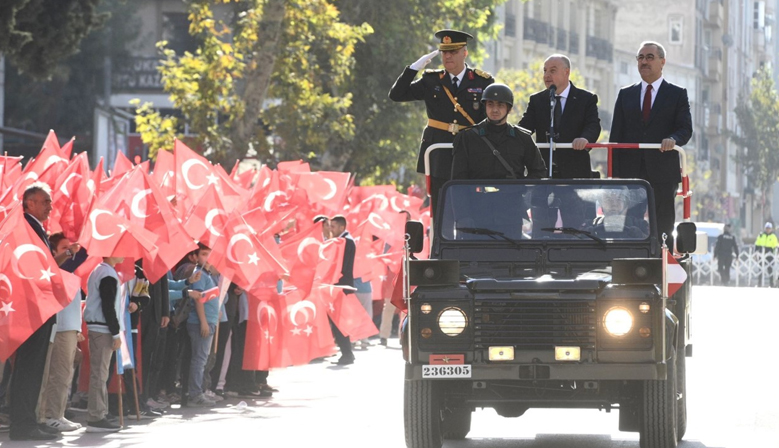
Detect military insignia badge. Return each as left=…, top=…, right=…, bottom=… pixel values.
left=442, top=36, right=452, bottom=44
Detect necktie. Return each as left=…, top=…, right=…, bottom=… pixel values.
left=452, top=76, right=459, bottom=91
left=642, top=84, right=653, bottom=123
left=554, top=95, right=562, bottom=129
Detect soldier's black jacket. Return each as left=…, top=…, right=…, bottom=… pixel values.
left=451, top=120, right=547, bottom=180
left=389, top=66, right=493, bottom=178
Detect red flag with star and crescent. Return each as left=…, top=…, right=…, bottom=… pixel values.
left=0, top=206, right=80, bottom=361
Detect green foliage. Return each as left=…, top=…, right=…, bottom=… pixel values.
left=731, top=67, right=779, bottom=200
left=0, top=0, right=107, bottom=80
left=134, top=0, right=372, bottom=167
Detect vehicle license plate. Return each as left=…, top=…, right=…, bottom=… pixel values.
left=422, top=364, right=472, bottom=378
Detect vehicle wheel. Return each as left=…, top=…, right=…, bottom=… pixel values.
left=676, top=351, right=687, bottom=441
left=442, top=408, right=472, bottom=440
left=639, top=350, right=678, bottom=448
left=404, top=380, right=443, bottom=448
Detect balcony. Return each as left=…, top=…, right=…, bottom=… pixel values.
left=112, top=57, right=164, bottom=92
left=569, top=32, right=579, bottom=53
left=585, top=36, right=613, bottom=62
left=556, top=29, right=568, bottom=51
left=523, top=17, right=551, bottom=45
left=707, top=0, right=724, bottom=28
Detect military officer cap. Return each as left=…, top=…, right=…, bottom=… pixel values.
left=435, top=29, right=473, bottom=51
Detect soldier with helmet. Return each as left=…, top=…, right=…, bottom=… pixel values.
left=451, top=83, right=546, bottom=180
left=389, top=29, right=494, bottom=212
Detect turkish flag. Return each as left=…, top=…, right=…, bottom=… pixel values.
left=294, top=171, right=351, bottom=214
left=274, top=288, right=335, bottom=367
left=199, top=286, right=220, bottom=304
left=77, top=206, right=159, bottom=259
left=97, top=167, right=196, bottom=282
left=173, top=140, right=248, bottom=216
left=244, top=287, right=285, bottom=370
left=0, top=206, right=80, bottom=361
left=666, top=252, right=688, bottom=297
left=278, top=222, right=344, bottom=296
left=207, top=212, right=288, bottom=289
left=49, top=152, right=95, bottom=241
left=112, top=151, right=134, bottom=179
left=151, top=149, right=176, bottom=201
left=313, top=284, right=377, bottom=341
left=22, top=130, right=68, bottom=182
left=0, top=156, right=23, bottom=192
left=182, top=183, right=232, bottom=248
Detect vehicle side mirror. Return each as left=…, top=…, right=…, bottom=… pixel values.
left=675, top=222, right=697, bottom=254
left=405, top=220, right=424, bottom=254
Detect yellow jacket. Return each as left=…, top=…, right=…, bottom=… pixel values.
left=755, top=232, right=778, bottom=250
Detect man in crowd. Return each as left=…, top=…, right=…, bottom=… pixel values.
left=389, top=29, right=494, bottom=214
left=714, top=223, right=739, bottom=286
left=174, top=244, right=219, bottom=407
left=329, top=215, right=357, bottom=365
left=611, top=41, right=693, bottom=251
left=83, top=255, right=125, bottom=433
left=755, top=222, right=777, bottom=287
left=9, top=183, right=76, bottom=441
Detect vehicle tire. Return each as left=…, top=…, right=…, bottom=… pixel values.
left=404, top=380, right=443, bottom=448
left=442, top=408, right=471, bottom=440
left=676, top=351, right=687, bottom=441
left=639, top=350, right=678, bottom=448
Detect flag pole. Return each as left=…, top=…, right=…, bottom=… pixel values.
left=131, top=369, right=141, bottom=421
left=117, top=365, right=124, bottom=428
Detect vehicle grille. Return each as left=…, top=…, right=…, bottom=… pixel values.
left=474, top=299, right=597, bottom=350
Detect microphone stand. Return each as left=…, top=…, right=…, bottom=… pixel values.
left=548, top=87, right=557, bottom=178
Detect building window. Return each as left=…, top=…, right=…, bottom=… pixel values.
left=620, top=61, right=628, bottom=74
left=669, top=17, right=683, bottom=44
left=505, top=14, right=516, bottom=37
left=754, top=2, right=765, bottom=29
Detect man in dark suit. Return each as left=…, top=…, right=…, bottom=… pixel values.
left=519, top=54, right=601, bottom=179
left=9, top=184, right=76, bottom=441
left=611, top=41, right=693, bottom=249
left=519, top=54, right=601, bottom=229
left=389, top=29, right=494, bottom=215
left=329, top=215, right=356, bottom=365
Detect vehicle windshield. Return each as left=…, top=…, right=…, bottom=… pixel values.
left=439, top=181, right=651, bottom=242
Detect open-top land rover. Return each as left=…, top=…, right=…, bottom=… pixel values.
left=402, top=178, right=697, bottom=448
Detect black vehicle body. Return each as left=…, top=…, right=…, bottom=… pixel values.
left=403, top=179, right=694, bottom=448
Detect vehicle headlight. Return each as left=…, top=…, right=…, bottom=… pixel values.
left=602, top=306, right=633, bottom=337
left=438, top=307, right=468, bottom=336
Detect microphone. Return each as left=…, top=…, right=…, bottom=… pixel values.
left=549, top=84, right=557, bottom=105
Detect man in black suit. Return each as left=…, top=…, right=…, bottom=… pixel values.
left=519, top=54, right=601, bottom=229
left=519, top=54, right=601, bottom=179
left=389, top=29, right=494, bottom=215
left=10, top=184, right=76, bottom=441
left=329, top=215, right=356, bottom=365
left=611, top=41, right=693, bottom=249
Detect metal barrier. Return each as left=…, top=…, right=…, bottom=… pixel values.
left=691, top=248, right=778, bottom=287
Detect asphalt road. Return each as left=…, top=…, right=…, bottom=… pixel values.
left=1, top=285, right=776, bottom=448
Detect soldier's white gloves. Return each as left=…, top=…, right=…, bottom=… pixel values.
left=410, top=50, right=439, bottom=71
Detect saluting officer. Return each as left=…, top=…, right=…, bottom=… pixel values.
left=389, top=29, right=494, bottom=214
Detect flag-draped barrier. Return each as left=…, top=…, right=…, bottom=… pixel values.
left=1, top=131, right=430, bottom=369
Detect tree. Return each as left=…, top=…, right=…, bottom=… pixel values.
left=731, top=67, right=779, bottom=222
left=0, top=0, right=107, bottom=80
left=3, top=0, right=139, bottom=157
left=135, top=0, right=509, bottom=184
left=134, top=0, right=372, bottom=166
